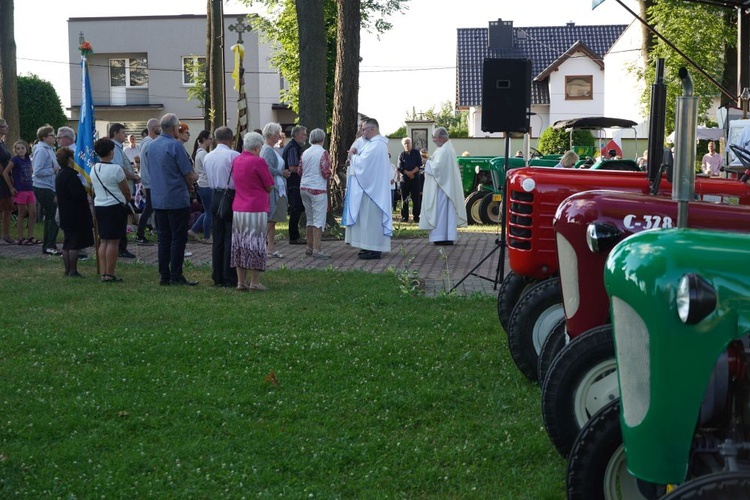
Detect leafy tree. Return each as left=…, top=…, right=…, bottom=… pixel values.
left=636, top=0, right=734, bottom=132
left=537, top=127, right=594, bottom=155
left=406, top=101, right=469, bottom=138
left=17, top=74, right=67, bottom=143
left=240, top=0, right=408, bottom=126
left=387, top=126, right=406, bottom=138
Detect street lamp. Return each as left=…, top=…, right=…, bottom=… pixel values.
left=742, top=87, right=750, bottom=119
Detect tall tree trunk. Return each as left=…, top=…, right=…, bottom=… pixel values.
left=204, top=0, right=213, bottom=131
left=0, top=0, right=20, bottom=142
left=209, top=0, right=226, bottom=129
left=329, top=0, right=361, bottom=214
left=295, top=0, right=327, bottom=132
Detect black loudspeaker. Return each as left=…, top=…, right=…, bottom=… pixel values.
left=481, top=59, right=532, bottom=133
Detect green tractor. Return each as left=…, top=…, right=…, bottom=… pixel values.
left=566, top=228, right=750, bottom=499
left=459, top=153, right=560, bottom=225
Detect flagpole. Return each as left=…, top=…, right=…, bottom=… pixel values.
left=76, top=33, right=101, bottom=274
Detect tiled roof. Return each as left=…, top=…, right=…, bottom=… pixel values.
left=456, top=23, right=627, bottom=107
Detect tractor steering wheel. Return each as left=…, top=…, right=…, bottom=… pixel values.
left=728, top=144, right=750, bottom=182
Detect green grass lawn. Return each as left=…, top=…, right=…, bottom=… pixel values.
left=0, top=257, right=564, bottom=498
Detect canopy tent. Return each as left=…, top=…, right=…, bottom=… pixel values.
left=552, top=117, right=638, bottom=130
left=552, top=117, right=638, bottom=159
left=665, top=127, right=724, bottom=143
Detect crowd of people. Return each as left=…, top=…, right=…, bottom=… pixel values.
left=0, top=114, right=470, bottom=287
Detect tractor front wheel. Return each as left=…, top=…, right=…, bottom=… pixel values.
left=663, top=471, right=750, bottom=499
left=496, top=271, right=537, bottom=334
left=537, top=318, right=566, bottom=386
left=566, top=399, right=646, bottom=500
left=507, top=277, right=564, bottom=381
left=542, top=324, right=617, bottom=458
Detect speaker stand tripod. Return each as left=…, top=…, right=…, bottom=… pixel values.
left=450, top=133, right=511, bottom=292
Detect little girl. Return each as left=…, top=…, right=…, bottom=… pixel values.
left=2, top=140, right=37, bottom=245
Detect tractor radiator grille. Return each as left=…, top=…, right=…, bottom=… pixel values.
left=556, top=233, right=579, bottom=319
left=508, top=190, right=534, bottom=250
left=612, top=296, right=650, bottom=427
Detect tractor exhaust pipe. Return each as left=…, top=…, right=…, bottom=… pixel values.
left=673, top=67, right=698, bottom=228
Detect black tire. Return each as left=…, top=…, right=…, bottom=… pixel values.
left=507, top=277, right=564, bottom=381
left=541, top=325, right=616, bottom=458
left=478, top=191, right=503, bottom=225
left=464, top=190, right=488, bottom=225
left=566, top=400, right=646, bottom=500
left=663, top=471, right=750, bottom=499
left=537, top=318, right=566, bottom=386
left=496, top=271, right=537, bottom=334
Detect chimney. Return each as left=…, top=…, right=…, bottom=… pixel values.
left=488, top=19, right=514, bottom=50
left=566, top=21, right=575, bottom=27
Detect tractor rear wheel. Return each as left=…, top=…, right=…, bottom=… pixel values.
left=479, top=191, right=503, bottom=225
left=507, top=277, right=564, bottom=381
left=566, top=399, right=646, bottom=500
left=464, top=190, right=488, bottom=225
left=542, top=325, right=616, bottom=458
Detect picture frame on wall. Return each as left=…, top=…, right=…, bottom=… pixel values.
left=411, top=128, right=428, bottom=152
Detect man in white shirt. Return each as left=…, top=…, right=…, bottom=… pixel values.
left=204, top=126, right=240, bottom=287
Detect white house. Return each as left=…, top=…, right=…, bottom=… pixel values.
left=456, top=19, right=648, bottom=139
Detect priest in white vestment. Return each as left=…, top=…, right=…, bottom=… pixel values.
left=418, top=127, right=467, bottom=245
left=343, top=118, right=393, bottom=259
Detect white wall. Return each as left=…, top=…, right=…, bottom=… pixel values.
left=603, top=22, right=648, bottom=135
left=548, top=51, right=605, bottom=124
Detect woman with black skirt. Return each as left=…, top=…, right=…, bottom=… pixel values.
left=55, top=148, right=94, bottom=277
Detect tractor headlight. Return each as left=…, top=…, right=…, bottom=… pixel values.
left=676, top=274, right=716, bottom=324
left=586, top=222, right=622, bottom=253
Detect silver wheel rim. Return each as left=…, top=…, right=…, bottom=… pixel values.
left=603, top=444, right=646, bottom=499
left=485, top=199, right=502, bottom=224
left=469, top=198, right=483, bottom=223
left=573, top=359, right=618, bottom=426
left=532, top=304, right=565, bottom=354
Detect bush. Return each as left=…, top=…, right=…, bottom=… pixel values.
left=18, top=74, right=67, bottom=143
left=537, top=127, right=595, bottom=155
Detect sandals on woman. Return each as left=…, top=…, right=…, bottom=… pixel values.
left=101, top=274, right=123, bottom=283
left=28, top=238, right=41, bottom=245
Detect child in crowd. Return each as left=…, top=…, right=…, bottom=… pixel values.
left=1, top=140, right=37, bottom=245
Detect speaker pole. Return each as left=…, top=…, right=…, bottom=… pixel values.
left=494, top=133, right=510, bottom=287
left=450, top=132, right=510, bottom=292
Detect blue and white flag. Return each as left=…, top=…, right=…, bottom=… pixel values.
left=74, top=55, right=96, bottom=188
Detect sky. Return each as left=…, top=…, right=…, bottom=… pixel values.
left=13, top=0, right=637, bottom=134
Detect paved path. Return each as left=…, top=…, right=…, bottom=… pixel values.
left=0, top=232, right=509, bottom=296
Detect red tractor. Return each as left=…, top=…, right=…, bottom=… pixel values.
left=540, top=190, right=750, bottom=458
left=498, top=166, right=750, bottom=381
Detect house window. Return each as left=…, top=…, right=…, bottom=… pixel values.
left=565, top=75, right=593, bottom=100
left=110, top=58, right=149, bottom=88
left=182, top=56, right=207, bottom=85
